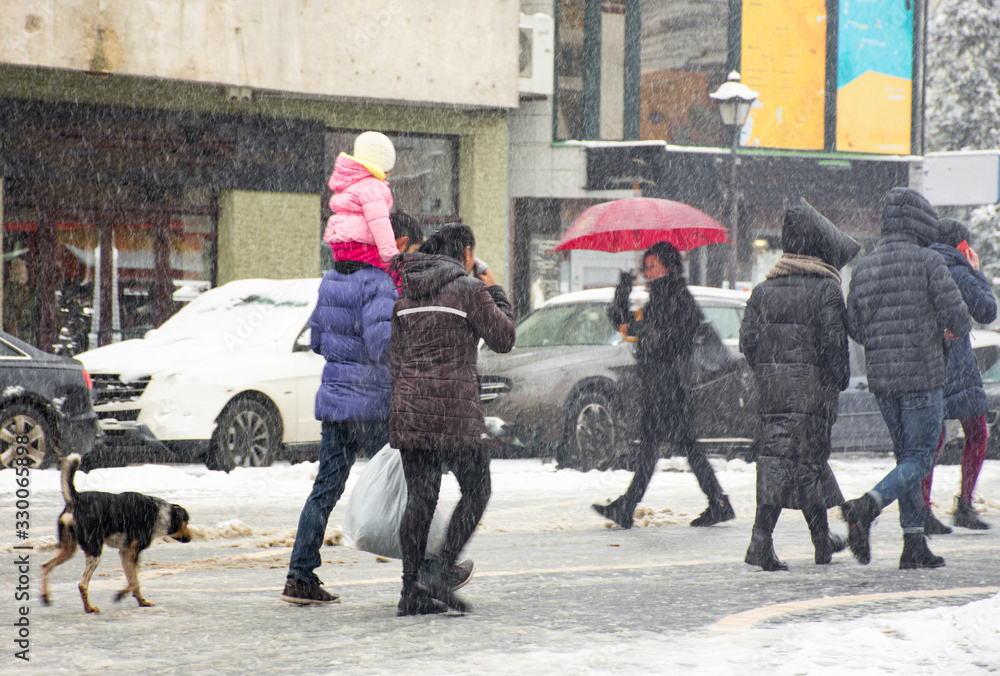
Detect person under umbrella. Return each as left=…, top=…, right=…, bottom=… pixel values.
left=739, top=200, right=858, bottom=571
left=593, top=241, right=735, bottom=529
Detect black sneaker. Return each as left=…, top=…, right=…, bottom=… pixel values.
left=281, top=577, right=340, bottom=605
left=449, top=560, right=476, bottom=591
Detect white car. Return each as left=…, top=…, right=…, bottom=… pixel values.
left=77, top=278, right=325, bottom=470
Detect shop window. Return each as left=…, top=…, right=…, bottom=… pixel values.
left=322, top=130, right=458, bottom=270
left=2, top=180, right=216, bottom=353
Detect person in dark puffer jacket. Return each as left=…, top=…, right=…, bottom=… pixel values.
left=842, top=187, right=972, bottom=570
left=739, top=199, right=859, bottom=571
left=282, top=212, right=422, bottom=606
left=920, top=218, right=997, bottom=533
left=593, top=241, right=734, bottom=530
left=390, top=223, right=515, bottom=616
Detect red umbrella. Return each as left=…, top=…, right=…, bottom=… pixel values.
left=553, top=197, right=730, bottom=253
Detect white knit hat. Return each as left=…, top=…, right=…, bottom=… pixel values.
left=352, top=131, right=396, bottom=174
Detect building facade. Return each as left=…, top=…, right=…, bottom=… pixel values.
left=0, top=0, right=518, bottom=351
left=509, top=0, right=926, bottom=315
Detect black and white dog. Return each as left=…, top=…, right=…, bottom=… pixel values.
left=40, top=454, right=192, bottom=613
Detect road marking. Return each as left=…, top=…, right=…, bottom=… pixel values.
left=713, top=586, right=1000, bottom=630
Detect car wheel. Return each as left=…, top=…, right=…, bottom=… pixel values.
left=0, top=404, right=58, bottom=470
left=207, top=399, right=281, bottom=471
left=560, top=390, right=617, bottom=471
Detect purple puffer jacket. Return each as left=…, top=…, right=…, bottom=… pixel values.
left=311, top=263, right=397, bottom=422
left=323, top=153, right=397, bottom=263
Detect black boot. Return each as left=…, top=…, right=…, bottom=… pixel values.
left=744, top=529, right=788, bottom=571
left=953, top=498, right=990, bottom=530
left=397, top=583, right=447, bottom=616
left=592, top=499, right=635, bottom=530
left=923, top=509, right=953, bottom=535
left=899, top=533, right=946, bottom=570
left=812, top=532, right=848, bottom=565
left=691, top=494, right=736, bottom=527
left=840, top=493, right=880, bottom=565
left=804, top=506, right=847, bottom=565
left=417, top=558, right=472, bottom=613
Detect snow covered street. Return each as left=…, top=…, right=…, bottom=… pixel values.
left=3, top=456, right=999, bottom=675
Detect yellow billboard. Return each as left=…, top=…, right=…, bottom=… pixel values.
left=741, top=0, right=827, bottom=151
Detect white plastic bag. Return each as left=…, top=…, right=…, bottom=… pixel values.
left=342, top=444, right=447, bottom=559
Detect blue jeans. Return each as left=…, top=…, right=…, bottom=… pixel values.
left=288, top=420, right=388, bottom=583
left=871, top=389, right=944, bottom=533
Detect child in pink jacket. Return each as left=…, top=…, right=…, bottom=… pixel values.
left=323, top=131, right=399, bottom=272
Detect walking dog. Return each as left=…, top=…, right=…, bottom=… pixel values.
left=40, top=453, right=192, bottom=613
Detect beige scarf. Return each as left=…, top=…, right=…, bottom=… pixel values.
left=765, top=253, right=841, bottom=283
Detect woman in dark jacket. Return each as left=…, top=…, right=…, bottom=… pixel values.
left=739, top=200, right=859, bottom=571
left=921, top=218, right=997, bottom=532
left=593, top=241, right=734, bottom=530
left=390, top=223, right=515, bottom=615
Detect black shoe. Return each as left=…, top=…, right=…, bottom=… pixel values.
left=417, top=558, right=472, bottom=613
left=691, top=495, right=735, bottom=527
left=923, top=509, right=953, bottom=535
left=954, top=498, right=990, bottom=530
left=744, top=530, right=788, bottom=571
left=899, top=533, right=946, bottom=570
left=449, top=560, right=476, bottom=591
left=813, top=532, right=848, bottom=565
left=592, top=501, right=634, bottom=530
left=397, top=586, right=448, bottom=616
left=840, top=494, right=880, bottom=565
left=280, top=577, right=340, bottom=605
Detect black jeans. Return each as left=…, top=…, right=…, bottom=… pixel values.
left=399, top=447, right=491, bottom=586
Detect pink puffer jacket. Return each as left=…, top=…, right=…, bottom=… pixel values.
left=323, top=153, right=397, bottom=263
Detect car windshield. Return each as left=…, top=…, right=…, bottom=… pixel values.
left=515, top=303, right=621, bottom=347
left=148, top=279, right=318, bottom=348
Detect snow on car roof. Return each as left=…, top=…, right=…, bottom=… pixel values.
left=151, top=277, right=321, bottom=345
left=542, top=285, right=751, bottom=307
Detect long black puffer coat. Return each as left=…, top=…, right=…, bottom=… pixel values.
left=611, top=269, right=703, bottom=446
left=739, top=200, right=859, bottom=509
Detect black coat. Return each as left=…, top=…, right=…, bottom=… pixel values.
left=846, top=188, right=972, bottom=394
left=741, top=274, right=849, bottom=509
left=611, top=274, right=703, bottom=445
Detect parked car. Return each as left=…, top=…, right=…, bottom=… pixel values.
left=0, top=329, right=98, bottom=469
left=477, top=286, right=758, bottom=470
left=478, top=286, right=1000, bottom=471
left=77, top=278, right=325, bottom=471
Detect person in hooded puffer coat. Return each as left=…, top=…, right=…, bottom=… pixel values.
left=390, top=223, right=515, bottom=616
left=739, top=200, right=859, bottom=571
left=323, top=131, right=399, bottom=272
left=842, top=187, right=972, bottom=570
left=920, top=218, right=996, bottom=533
left=592, top=241, right=735, bottom=530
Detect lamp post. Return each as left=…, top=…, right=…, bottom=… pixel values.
left=709, top=72, right=758, bottom=288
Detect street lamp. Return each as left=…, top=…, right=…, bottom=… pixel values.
left=709, top=71, right=758, bottom=288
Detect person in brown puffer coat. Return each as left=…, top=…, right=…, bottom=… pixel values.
left=390, top=223, right=515, bottom=615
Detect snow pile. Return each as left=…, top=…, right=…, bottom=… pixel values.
left=427, top=591, right=1000, bottom=675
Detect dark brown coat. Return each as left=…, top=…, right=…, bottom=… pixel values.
left=390, top=253, right=515, bottom=451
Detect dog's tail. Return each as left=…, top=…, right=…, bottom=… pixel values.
left=61, top=453, right=81, bottom=509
